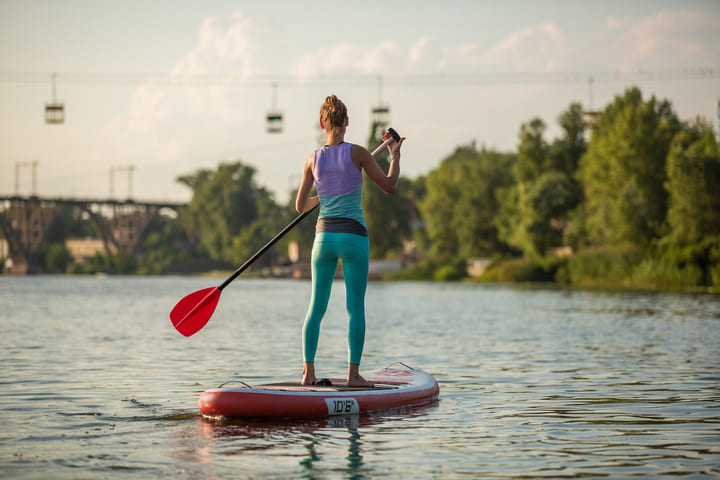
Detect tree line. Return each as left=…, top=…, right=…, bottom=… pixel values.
left=14, top=86, right=719, bottom=290
left=408, top=86, right=720, bottom=289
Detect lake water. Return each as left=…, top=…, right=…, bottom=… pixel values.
left=1, top=275, right=719, bottom=479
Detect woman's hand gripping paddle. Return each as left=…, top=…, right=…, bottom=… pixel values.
left=170, top=127, right=402, bottom=336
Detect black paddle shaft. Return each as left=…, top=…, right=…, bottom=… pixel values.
left=218, top=206, right=317, bottom=291
left=217, top=127, right=401, bottom=292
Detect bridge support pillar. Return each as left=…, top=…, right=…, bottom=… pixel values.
left=0, top=198, right=63, bottom=274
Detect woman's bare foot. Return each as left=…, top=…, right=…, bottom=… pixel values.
left=347, top=363, right=374, bottom=388
left=347, top=374, right=374, bottom=388
left=302, top=361, right=317, bottom=386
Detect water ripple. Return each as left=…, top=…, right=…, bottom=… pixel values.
left=0, top=276, right=718, bottom=479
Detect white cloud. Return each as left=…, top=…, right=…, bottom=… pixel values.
left=173, top=10, right=259, bottom=76
left=289, top=22, right=572, bottom=78
left=439, top=22, right=569, bottom=71
left=488, top=22, right=566, bottom=69
left=409, top=37, right=432, bottom=65
left=440, top=43, right=484, bottom=68
left=602, top=10, right=720, bottom=68
left=289, top=40, right=400, bottom=79
left=116, top=10, right=263, bottom=169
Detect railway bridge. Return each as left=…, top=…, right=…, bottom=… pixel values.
left=0, top=195, right=185, bottom=274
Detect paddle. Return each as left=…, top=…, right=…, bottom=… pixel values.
left=170, top=127, right=402, bottom=336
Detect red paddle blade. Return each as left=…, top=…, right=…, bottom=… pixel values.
left=170, top=287, right=221, bottom=337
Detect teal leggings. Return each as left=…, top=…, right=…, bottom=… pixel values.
left=302, top=232, right=369, bottom=365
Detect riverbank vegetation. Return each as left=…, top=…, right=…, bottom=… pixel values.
left=392, top=87, right=719, bottom=292
left=6, top=86, right=718, bottom=292
left=477, top=87, right=720, bottom=292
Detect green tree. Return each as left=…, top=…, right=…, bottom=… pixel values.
left=497, top=106, right=584, bottom=258
left=40, top=206, right=96, bottom=272
left=513, top=118, right=549, bottom=183
left=578, top=87, right=681, bottom=247
left=420, top=143, right=515, bottom=260
left=666, top=119, right=720, bottom=243
left=284, top=186, right=318, bottom=264
left=522, top=170, right=583, bottom=257
left=496, top=118, right=549, bottom=256
left=661, top=119, right=720, bottom=286
left=549, top=103, right=587, bottom=175
left=73, top=250, right=136, bottom=274
left=137, top=213, right=195, bottom=274
left=177, top=161, right=282, bottom=267
left=404, top=174, right=430, bottom=255
left=229, top=191, right=285, bottom=266
left=44, top=243, right=72, bottom=272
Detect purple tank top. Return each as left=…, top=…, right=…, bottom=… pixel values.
left=313, top=143, right=362, bottom=196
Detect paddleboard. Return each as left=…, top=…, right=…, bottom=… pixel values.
left=199, top=363, right=439, bottom=419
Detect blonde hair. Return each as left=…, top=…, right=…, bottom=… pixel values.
left=320, top=95, right=347, bottom=130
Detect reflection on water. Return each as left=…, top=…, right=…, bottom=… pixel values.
left=0, top=276, right=718, bottom=479
left=345, top=427, right=364, bottom=479
left=195, top=404, right=439, bottom=479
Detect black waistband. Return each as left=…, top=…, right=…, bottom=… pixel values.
left=316, top=217, right=368, bottom=236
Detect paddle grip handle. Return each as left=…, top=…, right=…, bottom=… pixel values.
left=370, top=127, right=402, bottom=156
left=218, top=127, right=401, bottom=291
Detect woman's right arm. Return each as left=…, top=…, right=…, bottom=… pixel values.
left=296, top=155, right=319, bottom=213
left=352, top=139, right=404, bottom=195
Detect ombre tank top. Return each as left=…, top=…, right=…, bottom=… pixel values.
left=312, top=142, right=368, bottom=236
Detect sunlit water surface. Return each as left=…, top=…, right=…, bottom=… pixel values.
left=1, top=276, right=719, bottom=479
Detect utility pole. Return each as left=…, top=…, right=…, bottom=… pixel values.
left=126, top=165, right=135, bottom=199
left=15, top=161, right=39, bottom=196
left=32, top=161, right=37, bottom=195
left=109, top=165, right=135, bottom=199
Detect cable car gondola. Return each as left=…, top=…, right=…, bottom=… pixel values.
left=44, top=73, right=64, bottom=124
left=371, top=76, right=390, bottom=127
left=266, top=83, right=283, bottom=133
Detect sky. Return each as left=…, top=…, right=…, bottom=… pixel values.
left=1, top=0, right=719, bottom=204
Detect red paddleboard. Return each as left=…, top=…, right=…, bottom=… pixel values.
left=199, top=364, right=439, bottom=419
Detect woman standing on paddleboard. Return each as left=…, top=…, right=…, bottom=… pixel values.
left=296, top=95, right=404, bottom=387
